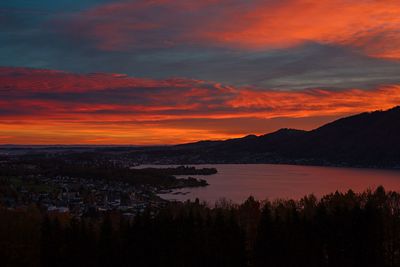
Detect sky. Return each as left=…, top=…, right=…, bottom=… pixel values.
left=1, top=0, right=400, bottom=144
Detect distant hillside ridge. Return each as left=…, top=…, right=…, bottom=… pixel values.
left=130, top=106, right=400, bottom=168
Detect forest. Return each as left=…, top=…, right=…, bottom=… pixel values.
left=0, top=157, right=214, bottom=189
left=1, top=186, right=400, bottom=267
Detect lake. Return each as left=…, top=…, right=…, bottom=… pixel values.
left=140, top=164, right=400, bottom=204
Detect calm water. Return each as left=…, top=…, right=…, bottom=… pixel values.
left=140, top=164, right=400, bottom=204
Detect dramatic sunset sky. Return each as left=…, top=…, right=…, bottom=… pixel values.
left=1, top=0, right=400, bottom=144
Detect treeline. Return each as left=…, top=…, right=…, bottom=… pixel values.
left=2, top=187, right=400, bottom=266
left=0, top=159, right=211, bottom=188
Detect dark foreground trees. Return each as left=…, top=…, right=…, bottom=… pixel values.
left=2, top=186, right=400, bottom=267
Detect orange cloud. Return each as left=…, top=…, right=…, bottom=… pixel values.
left=215, top=0, right=400, bottom=59
left=70, top=0, right=400, bottom=59
left=1, top=67, right=400, bottom=144
left=228, top=86, right=400, bottom=117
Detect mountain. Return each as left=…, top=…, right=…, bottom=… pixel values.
left=131, top=106, right=400, bottom=168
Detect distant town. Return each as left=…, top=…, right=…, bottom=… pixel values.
left=0, top=149, right=216, bottom=218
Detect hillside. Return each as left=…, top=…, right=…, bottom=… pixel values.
left=129, top=106, right=400, bottom=168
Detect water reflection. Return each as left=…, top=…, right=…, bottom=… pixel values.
left=140, top=164, right=400, bottom=204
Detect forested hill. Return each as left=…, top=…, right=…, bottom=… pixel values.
left=130, top=106, right=400, bottom=168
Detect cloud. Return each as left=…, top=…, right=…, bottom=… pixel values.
left=150, top=44, right=400, bottom=90
left=67, top=0, right=400, bottom=59
left=3, top=2, right=400, bottom=91
left=3, top=1, right=400, bottom=144
left=1, top=67, right=400, bottom=144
